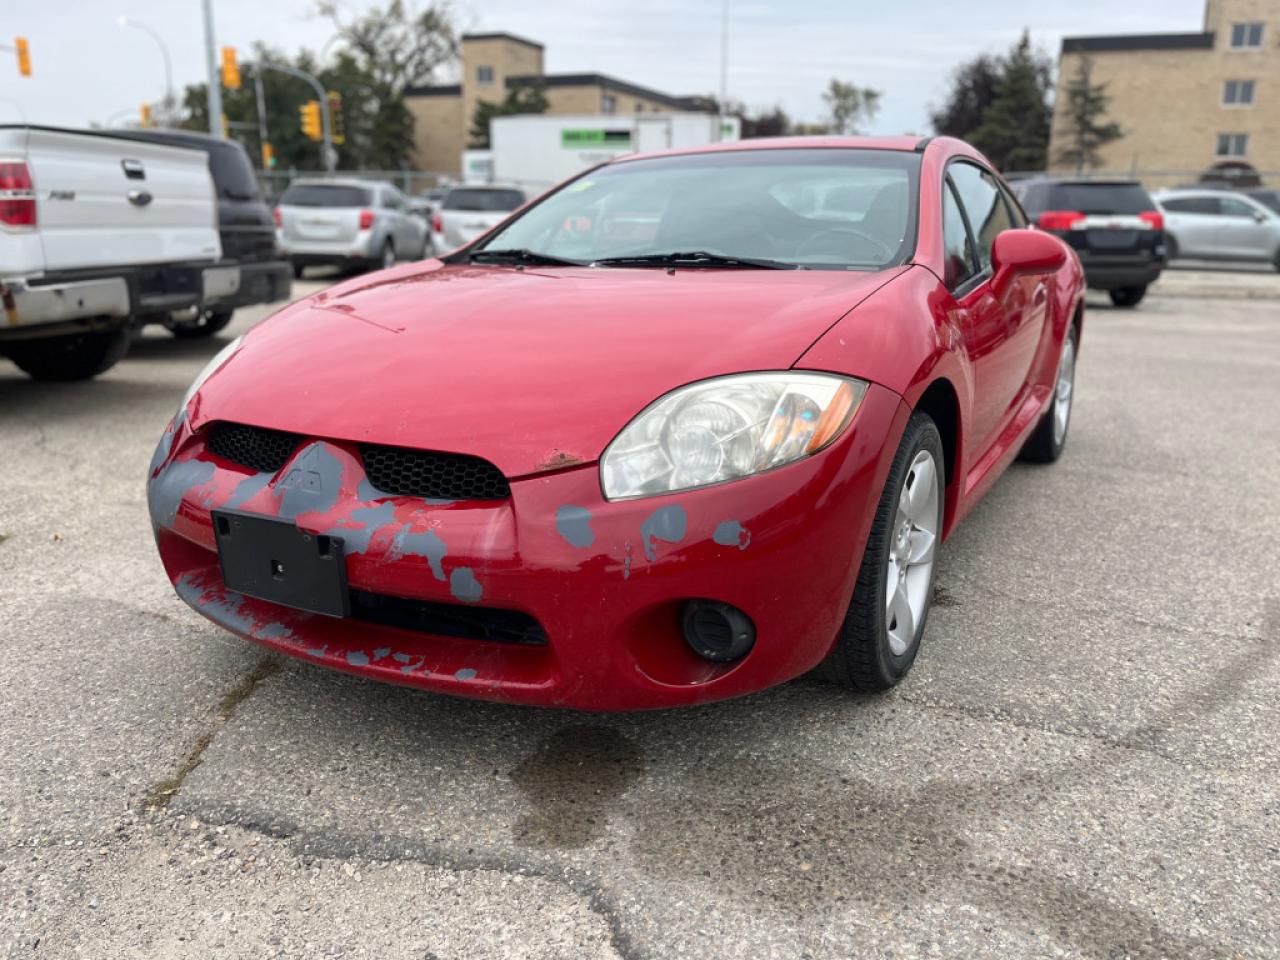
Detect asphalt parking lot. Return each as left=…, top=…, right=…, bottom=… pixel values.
left=2, top=270, right=1278, bottom=959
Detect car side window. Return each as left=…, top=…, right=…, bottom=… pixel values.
left=998, top=182, right=1028, bottom=228
left=942, top=178, right=977, bottom=291
left=948, top=162, right=1013, bottom=272
left=1219, top=196, right=1256, bottom=218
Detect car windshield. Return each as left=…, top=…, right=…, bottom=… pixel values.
left=475, top=148, right=920, bottom=270
left=444, top=188, right=525, bottom=212
left=280, top=184, right=373, bottom=207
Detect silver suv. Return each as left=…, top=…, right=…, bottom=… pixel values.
left=431, top=185, right=526, bottom=254
left=1154, top=188, right=1280, bottom=270
left=275, top=178, right=429, bottom=277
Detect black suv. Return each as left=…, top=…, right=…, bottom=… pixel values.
left=1011, top=179, right=1165, bottom=308
left=108, top=129, right=292, bottom=337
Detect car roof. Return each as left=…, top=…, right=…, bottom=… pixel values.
left=1020, top=178, right=1143, bottom=187
left=606, top=135, right=930, bottom=167
left=288, top=178, right=394, bottom=189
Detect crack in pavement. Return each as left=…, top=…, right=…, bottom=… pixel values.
left=141, top=656, right=280, bottom=813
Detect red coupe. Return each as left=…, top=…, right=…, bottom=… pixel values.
left=148, top=136, right=1084, bottom=710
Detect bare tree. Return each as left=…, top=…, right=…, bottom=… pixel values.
left=317, top=0, right=458, bottom=96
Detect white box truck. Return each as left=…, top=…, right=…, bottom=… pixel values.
left=489, top=113, right=741, bottom=192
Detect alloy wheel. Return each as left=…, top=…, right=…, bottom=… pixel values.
left=885, top=449, right=940, bottom=656
left=1053, top=336, right=1076, bottom=446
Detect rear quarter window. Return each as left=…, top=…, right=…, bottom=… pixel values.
left=281, top=184, right=373, bottom=207
left=444, top=188, right=525, bottom=212
left=1049, top=183, right=1156, bottom=215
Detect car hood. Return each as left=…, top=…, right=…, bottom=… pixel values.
left=193, top=261, right=908, bottom=478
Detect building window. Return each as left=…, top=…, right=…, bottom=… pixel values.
left=475, top=65, right=494, bottom=85
left=1216, top=132, right=1249, bottom=156
left=602, top=94, right=617, bottom=115
left=1229, top=22, right=1264, bottom=48
left=1223, top=80, right=1256, bottom=105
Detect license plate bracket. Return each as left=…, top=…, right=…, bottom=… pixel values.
left=212, top=509, right=349, bottom=618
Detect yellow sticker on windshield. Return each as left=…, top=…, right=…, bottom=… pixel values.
left=567, top=180, right=595, bottom=192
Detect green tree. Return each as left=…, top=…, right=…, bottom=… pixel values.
left=1055, top=55, right=1122, bottom=172
left=929, top=54, right=1002, bottom=140
left=969, top=32, right=1053, bottom=172
left=822, top=79, right=881, bottom=135
left=467, top=82, right=549, bottom=149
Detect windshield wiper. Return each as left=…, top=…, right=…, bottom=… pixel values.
left=591, top=251, right=800, bottom=270
left=468, top=248, right=587, bottom=266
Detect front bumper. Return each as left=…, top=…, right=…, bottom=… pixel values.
left=148, top=384, right=906, bottom=710
left=279, top=230, right=377, bottom=265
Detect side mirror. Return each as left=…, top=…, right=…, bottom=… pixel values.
left=1253, top=210, right=1268, bottom=223
left=991, top=229, right=1067, bottom=293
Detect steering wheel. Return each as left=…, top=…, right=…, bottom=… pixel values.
left=796, top=226, right=896, bottom=261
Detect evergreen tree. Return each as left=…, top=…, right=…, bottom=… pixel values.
left=970, top=31, right=1053, bottom=172
left=930, top=54, right=1002, bottom=140
left=1055, top=55, right=1123, bottom=172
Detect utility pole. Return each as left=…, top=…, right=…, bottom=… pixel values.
left=718, top=0, right=729, bottom=140
left=254, top=69, right=269, bottom=159
left=202, top=0, right=224, bottom=138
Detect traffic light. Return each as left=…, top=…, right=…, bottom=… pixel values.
left=327, top=91, right=345, bottom=146
left=139, top=103, right=153, bottom=127
left=262, top=141, right=276, bottom=169
left=15, top=37, right=31, bottom=77
left=299, top=100, right=322, bottom=141
left=220, top=46, right=240, bottom=89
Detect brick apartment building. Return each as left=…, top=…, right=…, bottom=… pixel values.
left=406, top=32, right=713, bottom=176
left=1048, top=0, right=1279, bottom=184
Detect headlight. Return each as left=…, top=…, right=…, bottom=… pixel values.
left=601, top=372, right=868, bottom=500
left=180, top=334, right=243, bottom=413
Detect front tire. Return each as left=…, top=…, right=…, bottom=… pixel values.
left=820, top=412, right=944, bottom=691
left=1019, top=323, right=1077, bottom=463
left=1109, top=285, right=1147, bottom=308
left=5, top=326, right=132, bottom=381
left=372, top=240, right=395, bottom=272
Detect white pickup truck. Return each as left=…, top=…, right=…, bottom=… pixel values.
left=0, top=124, right=239, bottom=380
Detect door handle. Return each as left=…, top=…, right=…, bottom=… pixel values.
left=127, top=190, right=153, bottom=208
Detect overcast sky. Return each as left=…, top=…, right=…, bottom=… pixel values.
left=3, top=0, right=1205, bottom=137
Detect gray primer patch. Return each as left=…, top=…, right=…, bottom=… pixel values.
left=224, top=471, right=273, bottom=509
left=640, top=505, right=687, bottom=561
left=148, top=459, right=216, bottom=527
left=373, top=647, right=391, bottom=661
left=346, top=650, right=370, bottom=667
left=623, top=541, right=633, bottom=580
left=257, top=623, right=294, bottom=642
left=555, top=505, right=595, bottom=549
left=174, top=573, right=255, bottom=634
left=275, top=443, right=344, bottom=520
left=454, top=668, right=477, bottom=681
left=305, top=644, right=328, bottom=658
left=393, top=652, right=426, bottom=674
left=713, top=520, right=752, bottom=550
left=450, top=567, right=484, bottom=603
left=333, top=502, right=397, bottom=555
left=357, top=477, right=387, bottom=503
left=392, top=525, right=447, bottom=580
left=147, top=411, right=182, bottom=478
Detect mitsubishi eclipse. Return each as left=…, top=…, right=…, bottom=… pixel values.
left=147, top=136, right=1084, bottom=710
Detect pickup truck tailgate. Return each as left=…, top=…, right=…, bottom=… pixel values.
left=21, top=126, right=220, bottom=271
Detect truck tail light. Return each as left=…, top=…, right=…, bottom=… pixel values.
left=0, top=160, right=36, bottom=229
left=359, top=209, right=374, bottom=230
left=271, top=206, right=282, bottom=228
left=431, top=211, right=443, bottom=233
left=1138, top=211, right=1164, bottom=231
left=1037, top=210, right=1085, bottom=232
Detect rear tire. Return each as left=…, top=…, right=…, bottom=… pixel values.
left=6, top=326, right=131, bottom=381
left=1108, top=285, right=1147, bottom=308
left=377, top=240, right=395, bottom=271
left=169, top=309, right=233, bottom=340
left=819, top=412, right=944, bottom=692
left=292, top=261, right=305, bottom=279
left=1164, top=234, right=1179, bottom=262
left=1019, top=323, right=1077, bottom=464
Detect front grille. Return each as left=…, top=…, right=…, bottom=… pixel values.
left=350, top=590, right=547, bottom=645
left=360, top=444, right=510, bottom=501
left=207, top=422, right=303, bottom=474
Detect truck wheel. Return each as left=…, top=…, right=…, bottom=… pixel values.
left=1108, top=285, right=1147, bottom=308
left=169, top=309, right=233, bottom=340
left=292, top=261, right=306, bottom=279
left=6, top=327, right=132, bottom=381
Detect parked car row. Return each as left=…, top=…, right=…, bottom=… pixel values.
left=1, top=124, right=291, bottom=380
left=1154, top=188, right=1280, bottom=269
